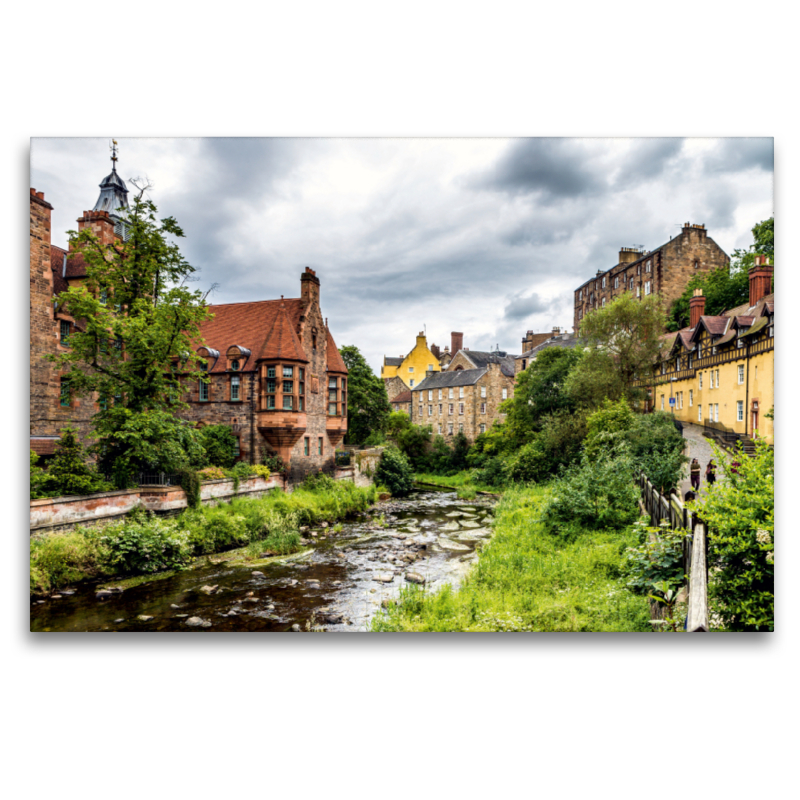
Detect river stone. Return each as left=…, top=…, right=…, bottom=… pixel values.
left=185, top=616, right=210, bottom=627
left=441, top=521, right=460, bottom=531
left=114, top=618, right=124, bottom=623
left=244, top=597, right=259, bottom=603
left=445, top=511, right=465, bottom=518
left=95, top=589, right=114, bottom=600
left=460, top=520, right=481, bottom=528
left=51, top=594, right=62, bottom=599
left=251, top=571, right=265, bottom=578
left=405, top=572, right=426, bottom=584
left=59, top=589, right=76, bottom=595
left=200, top=584, right=219, bottom=595
left=137, top=615, right=154, bottom=622
left=374, top=573, right=394, bottom=583
left=436, top=537, right=470, bottom=552
left=291, top=624, right=302, bottom=632
left=174, top=614, right=188, bottom=618
left=321, top=613, right=344, bottom=624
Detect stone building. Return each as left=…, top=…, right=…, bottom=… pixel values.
left=514, top=330, right=581, bottom=374
left=183, top=268, right=348, bottom=480
left=30, top=154, right=348, bottom=479
left=380, top=331, right=442, bottom=389
left=446, top=346, right=517, bottom=376
left=642, top=257, right=774, bottom=445
left=521, top=327, right=568, bottom=354
left=573, top=223, right=730, bottom=331
left=383, top=375, right=408, bottom=403
left=410, top=359, right=515, bottom=442
left=390, top=389, right=412, bottom=415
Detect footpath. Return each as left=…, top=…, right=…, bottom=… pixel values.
left=678, top=422, right=732, bottom=500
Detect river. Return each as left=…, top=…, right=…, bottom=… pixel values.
left=30, top=487, right=496, bottom=632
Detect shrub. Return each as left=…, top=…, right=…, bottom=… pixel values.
left=428, top=435, right=454, bottom=475
left=197, top=466, right=225, bottom=481
left=474, top=456, right=507, bottom=489
left=98, top=509, right=192, bottom=574
left=396, top=424, right=433, bottom=472
left=30, top=530, right=103, bottom=594
left=692, top=439, right=773, bottom=631
left=176, top=467, right=201, bottom=508
left=46, top=427, right=113, bottom=497
left=541, top=448, right=640, bottom=538
left=624, top=518, right=688, bottom=596
left=30, top=450, right=54, bottom=500
left=375, top=447, right=415, bottom=497
left=199, top=424, right=239, bottom=468
left=228, top=460, right=255, bottom=492
left=626, top=412, right=686, bottom=492
left=584, top=398, right=636, bottom=461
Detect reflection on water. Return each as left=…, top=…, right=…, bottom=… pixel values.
left=30, top=488, right=496, bottom=633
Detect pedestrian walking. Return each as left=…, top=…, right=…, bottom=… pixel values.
left=706, top=459, right=716, bottom=486
left=690, top=458, right=701, bottom=491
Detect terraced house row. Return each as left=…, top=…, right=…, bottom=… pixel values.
left=642, top=256, right=774, bottom=445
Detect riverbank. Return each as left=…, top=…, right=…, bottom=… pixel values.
left=372, top=484, right=652, bottom=632
left=413, top=472, right=498, bottom=498
left=30, top=477, right=379, bottom=596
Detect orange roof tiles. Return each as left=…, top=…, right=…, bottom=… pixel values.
left=256, top=301, right=308, bottom=363
left=326, top=327, right=348, bottom=374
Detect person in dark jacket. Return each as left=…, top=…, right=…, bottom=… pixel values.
left=706, top=459, right=716, bottom=486
left=690, top=458, right=701, bottom=490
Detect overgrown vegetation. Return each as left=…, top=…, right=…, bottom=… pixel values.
left=374, top=447, right=415, bottom=497
left=692, top=438, right=774, bottom=631
left=30, top=477, right=378, bottom=595
left=372, top=486, right=651, bottom=632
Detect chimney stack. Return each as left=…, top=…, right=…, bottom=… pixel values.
left=451, top=331, right=463, bottom=354
left=430, top=343, right=440, bottom=359
left=749, top=255, right=773, bottom=306
left=689, top=288, right=706, bottom=329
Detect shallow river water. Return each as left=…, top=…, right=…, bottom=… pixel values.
left=30, top=487, right=496, bottom=633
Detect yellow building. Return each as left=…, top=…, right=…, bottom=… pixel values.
left=381, top=331, right=442, bottom=389
left=646, top=259, right=774, bottom=445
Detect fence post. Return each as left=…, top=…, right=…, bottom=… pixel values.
left=687, top=522, right=709, bottom=632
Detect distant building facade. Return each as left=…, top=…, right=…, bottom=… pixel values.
left=380, top=331, right=441, bottom=389
left=515, top=330, right=581, bottom=374
left=573, top=223, right=730, bottom=332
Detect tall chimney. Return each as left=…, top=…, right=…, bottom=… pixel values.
left=749, top=256, right=773, bottom=306
left=430, top=343, right=440, bottom=359
left=689, top=288, right=706, bottom=329
left=300, top=266, right=320, bottom=308
left=451, top=331, right=463, bottom=354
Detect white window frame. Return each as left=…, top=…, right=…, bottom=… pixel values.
left=636, top=286, right=641, bottom=298
left=661, top=395, right=664, bottom=410
left=448, top=403, right=454, bottom=415
left=459, top=387, right=464, bottom=399
left=428, top=390, right=433, bottom=400
left=644, top=281, right=651, bottom=296
left=408, top=366, right=414, bottom=373
left=689, top=389, right=693, bottom=407
left=458, top=402, right=464, bottom=415
left=428, top=404, right=433, bottom=416
left=438, top=389, right=442, bottom=400
left=449, top=388, right=454, bottom=399
left=502, top=388, right=508, bottom=400
left=699, top=372, right=703, bottom=390
left=737, top=400, right=744, bottom=422
left=698, top=405, right=702, bottom=422
left=479, top=424, right=486, bottom=434
left=409, top=379, right=415, bottom=387
left=738, top=364, right=744, bottom=384
left=480, top=386, right=486, bottom=398
left=481, top=402, right=486, bottom=414
left=714, top=403, right=719, bottom=423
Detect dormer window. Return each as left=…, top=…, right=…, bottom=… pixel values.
left=231, top=359, right=240, bottom=372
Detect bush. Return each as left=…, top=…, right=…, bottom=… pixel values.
left=541, top=448, right=640, bottom=538
left=176, top=467, right=201, bottom=508
left=396, top=424, right=432, bottom=472
left=428, top=435, right=454, bottom=475
left=474, top=456, right=507, bottom=489
left=228, top=460, right=254, bottom=492
left=624, top=519, right=688, bottom=596
left=693, top=439, right=773, bottom=631
left=626, top=412, right=686, bottom=492
left=98, top=509, right=192, bottom=574
left=199, top=425, right=239, bottom=468
left=375, top=447, right=415, bottom=497
left=584, top=398, right=636, bottom=461
left=46, top=427, right=113, bottom=497
left=197, top=466, right=225, bottom=480
left=30, top=450, right=53, bottom=500
left=30, top=530, right=103, bottom=594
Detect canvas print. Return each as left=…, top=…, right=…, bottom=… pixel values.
left=29, top=137, right=774, bottom=632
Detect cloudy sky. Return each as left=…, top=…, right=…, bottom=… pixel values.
left=31, top=137, right=773, bottom=373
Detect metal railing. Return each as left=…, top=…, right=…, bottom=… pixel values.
left=136, top=471, right=181, bottom=486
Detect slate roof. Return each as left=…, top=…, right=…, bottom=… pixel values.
left=516, top=333, right=581, bottom=360
left=383, top=356, right=404, bottom=367
left=454, top=350, right=517, bottom=377
left=413, top=368, right=487, bottom=392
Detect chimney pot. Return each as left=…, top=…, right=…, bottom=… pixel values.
left=689, top=291, right=706, bottom=328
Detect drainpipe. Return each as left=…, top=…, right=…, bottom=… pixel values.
left=744, top=339, right=750, bottom=440
left=249, top=371, right=256, bottom=464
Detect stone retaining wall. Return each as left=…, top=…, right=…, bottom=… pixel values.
left=30, top=452, right=383, bottom=537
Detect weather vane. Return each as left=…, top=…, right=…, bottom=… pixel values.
left=110, top=139, right=119, bottom=169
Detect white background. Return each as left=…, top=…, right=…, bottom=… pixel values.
left=3, top=3, right=795, bottom=799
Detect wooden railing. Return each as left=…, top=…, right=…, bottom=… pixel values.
left=638, top=472, right=709, bottom=632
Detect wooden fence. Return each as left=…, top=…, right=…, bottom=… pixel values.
left=638, top=472, right=709, bottom=632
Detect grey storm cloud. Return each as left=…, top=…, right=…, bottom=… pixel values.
left=503, top=292, right=548, bottom=320
left=30, top=137, right=773, bottom=374
left=469, top=138, right=607, bottom=199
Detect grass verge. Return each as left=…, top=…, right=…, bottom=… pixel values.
left=414, top=471, right=498, bottom=497
left=372, top=484, right=651, bottom=632
left=30, top=476, right=378, bottom=596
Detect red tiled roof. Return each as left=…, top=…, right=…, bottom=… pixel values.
left=65, top=251, right=88, bottom=279
left=197, top=298, right=307, bottom=373
left=326, top=327, right=348, bottom=374
left=256, top=301, right=308, bottom=364
left=735, top=316, right=755, bottom=328
left=698, top=315, right=729, bottom=336
left=392, top=390, right=412, bottom=404
left=50, top=245, right=69, bottom=295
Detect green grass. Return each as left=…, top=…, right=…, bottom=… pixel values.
left=30, top=477, right=378, bottom=596
left=414, top=471, right=499, bottom=495
left=372, top=485, right=652, bottom=632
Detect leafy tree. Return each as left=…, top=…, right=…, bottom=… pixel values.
left=625, top=412, right=686, bottom=492
left=339, top=345, right=391, bottom=445
left=374, top=446, right=415, bottom=497
left=199, top=424, right=238, bottom=468
left=396, top=424, right=433, bottom=472
left=503, top=347, right=581, bottom=445
left=30, top=451, right=52, bottom=500
left=583, top=398, right=636, bottom=461
left=692, top=439, right=773, bottom=631
left=48, top=187, right=211, bottom=486
left=450, top=431, right=470, bottom=472
left=46, top=427, right=113, bottom=497
left=574, top=293, right=667, bottom=404
left=428, top=435, right=454, bottom=474
left=668, top=216, right=774, bottom=331
left=563, top=348, right=626, bottom=410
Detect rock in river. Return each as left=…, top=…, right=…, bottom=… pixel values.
left=137, top=615, right=154, bottom=622
left=374, top=572, right=394, bottom=583
left=405, top=572, right=426, bottom=584
left=186, top=616, right=211, bottom=628
left=199, top=584, right=219, bottom=595
left=436, top=537, right=471, bottom=552
left=95, top=589, right=115, bottom=600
